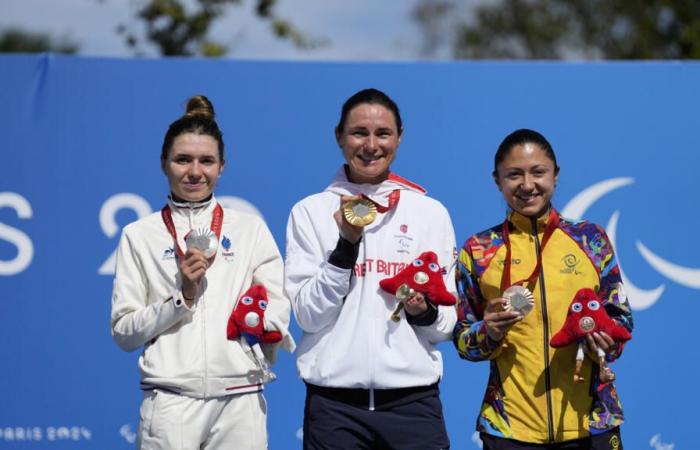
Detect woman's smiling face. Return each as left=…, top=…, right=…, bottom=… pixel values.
left=494, top=142, right=558, bottom=218
left=336, top=103, right=401, bottom=185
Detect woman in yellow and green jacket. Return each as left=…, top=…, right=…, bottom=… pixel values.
left=454, top=129, right=633, bottom=449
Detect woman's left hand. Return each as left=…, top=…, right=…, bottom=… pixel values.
left=403, top=291, right=429, bottom=316
left=584, top=331, right=617, bottom=356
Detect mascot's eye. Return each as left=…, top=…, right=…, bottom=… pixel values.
left=571, top=302, right=583, bottom=313
left=428, top=263, right=440, bottom=272
left=587, top=300, right=600, bottom=310
left=412, top=259, right=424, bottom=267
left=258, top=300, right=268, bottom=310
left=241, top=296, right=253, bottom=305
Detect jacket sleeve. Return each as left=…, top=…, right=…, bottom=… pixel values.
left=595, top=226, right=634, bottom=362
left=284, top=202, right=352, bottom=334
left=110, top=227, right=193, bottom=352
left=453, top=241, right=504, bottom=361
left=412, top=206, right=458, bottom=344
left=251, top=217, right=296, bottom=361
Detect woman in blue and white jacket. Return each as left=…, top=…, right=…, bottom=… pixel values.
left=285, top=88, right=457, bottom=450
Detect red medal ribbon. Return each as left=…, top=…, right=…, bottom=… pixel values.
left=362, top=190, right=401, bottom=213
left=500, top=208, right=560, bottom=292
left=161, top=203, right=224, bottom=259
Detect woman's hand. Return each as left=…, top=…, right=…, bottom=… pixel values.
left=333, top=195, right=365, bottom=244
left=179, top=248, right=209, bottom=307
left=483, top=297, right=522, bottom=341
left=584, top=331, right=617, bottom=358
left=403, top=291, right=429, bottom=316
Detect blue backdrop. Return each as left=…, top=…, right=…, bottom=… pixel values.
left=1, top=54, right=697, bottom=449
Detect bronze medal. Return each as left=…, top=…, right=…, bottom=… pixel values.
left=503, top=285, right=535, bottom=317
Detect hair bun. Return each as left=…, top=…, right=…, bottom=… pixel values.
left=185, top=95, right=215, bottom=120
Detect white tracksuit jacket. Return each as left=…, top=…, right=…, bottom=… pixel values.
left=111, top=196, right=294, bottom=398
left=285, top=168, right=457, bottom=389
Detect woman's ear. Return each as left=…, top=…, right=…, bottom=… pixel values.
left=334, top=126, right=342, bottom=145
left=493, top=171, right=502, bottom=192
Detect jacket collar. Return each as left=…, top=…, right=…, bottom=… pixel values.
left=507, top=206, right=558, bottom=233
left=324, top=165, right=426, bottom=208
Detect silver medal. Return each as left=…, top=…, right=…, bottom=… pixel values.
left=185, top=227, right=218, bottom=258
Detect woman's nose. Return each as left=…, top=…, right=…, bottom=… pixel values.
left=187, top=161, right=203, bottom=177
left=521, top=174, right=535, bottom=190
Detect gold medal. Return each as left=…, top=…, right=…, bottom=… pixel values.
left=503, top=285, right=535, bottom=317
left=395, top=283, right=416, bottom=301
left=342, top=198, right=377, bottom=227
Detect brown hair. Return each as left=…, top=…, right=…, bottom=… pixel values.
left=161, top=95, right=225, bottom=162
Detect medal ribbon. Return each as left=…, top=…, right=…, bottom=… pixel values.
left=161, top=203, right=224, bottom=258
left=500, top=208, right=560, bottom=292
left=362, top=190, right=400, bottom=213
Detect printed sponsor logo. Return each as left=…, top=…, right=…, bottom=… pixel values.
left=162, top=247, right=175, bottom=260
left=560, top=253, right=582, bottom=275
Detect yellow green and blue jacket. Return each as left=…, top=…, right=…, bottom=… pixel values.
left=454, top=208, right=633, bottom=444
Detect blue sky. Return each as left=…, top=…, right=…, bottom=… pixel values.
left=1, top=0, right=480, bottom=59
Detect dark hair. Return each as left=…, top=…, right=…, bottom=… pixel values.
left=161, top=95, right=225, bottom=162
left=493, top=128, right=559, bottom=176
left=336, top=88, right=403, bottom=134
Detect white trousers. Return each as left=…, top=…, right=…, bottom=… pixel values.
left=137, top=390, right=268, bottom=450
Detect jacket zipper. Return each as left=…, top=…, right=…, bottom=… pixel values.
left=364, top=228, right=376, bottom=411
left=191, top=204, right=209, bottom=397
left=531, top=217, right=554, bottom=442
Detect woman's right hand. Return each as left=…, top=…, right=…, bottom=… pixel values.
left=483, top=297, right=522, bottom=341
left=179, top=248, right=209, bottom=306
left=333, top=195, right=364, bottom=244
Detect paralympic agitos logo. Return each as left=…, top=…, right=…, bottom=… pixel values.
left=561, top=177, right=699, bottom=311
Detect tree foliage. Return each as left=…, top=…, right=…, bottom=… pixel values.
left=413, top=0, right=700, bottom=59
left=0, top=28, right=78, bottom=54
left=117, top=0, right=319, bottom=57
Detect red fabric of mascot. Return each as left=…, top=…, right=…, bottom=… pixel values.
left=379, top=251, right=455, bottom=321
left=550, top=288, right=631, bottom=383
left=227, top=284, right=282, bottom=346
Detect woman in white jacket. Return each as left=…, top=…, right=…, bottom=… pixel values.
left=111, top=95, right=293, bottom=449
left=285, top=88, right=457, bottom=449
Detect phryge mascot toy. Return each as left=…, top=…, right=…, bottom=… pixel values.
left=379, top=251, right=456, bottom=322
left=550, top=288, right=631, bottom=383
left=227, top=284, right=282, bottom=381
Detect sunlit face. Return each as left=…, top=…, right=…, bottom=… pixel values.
left=162, top=133, right=224, bottom=202
left=494, top=143, right=558, bottom=218
left=336, top=103, right=401, bottom=185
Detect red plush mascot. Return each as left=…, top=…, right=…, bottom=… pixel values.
left=227, top=284, right=282, bottom=346
left=550, top=288, right=631, bottom=383
left=379, top=251, right=456, bottom=322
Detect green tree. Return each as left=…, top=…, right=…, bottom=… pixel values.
left=118, top=0, right=320, bottom=57
left=413, top=0, right=700, bottom=59
left=0, top=28, right=78, bottom=53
